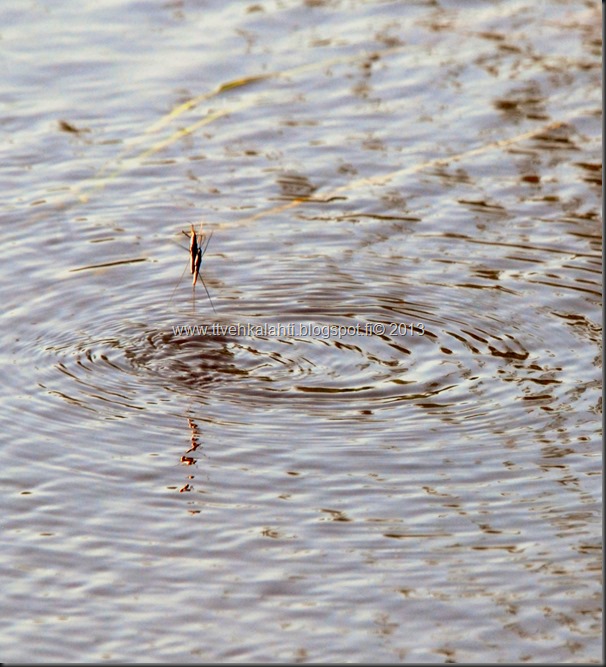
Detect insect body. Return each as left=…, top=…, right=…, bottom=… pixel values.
left=185, top=223, right=216, bottom=312
left=189, top=224, right=199, bottom=279
left=169, top=222, right=217, bottom=312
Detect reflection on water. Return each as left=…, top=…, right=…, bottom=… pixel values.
left=0, top=0, right=601, bottom=663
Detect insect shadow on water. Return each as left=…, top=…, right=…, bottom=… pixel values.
left=170, top=223, right=217, bottom=313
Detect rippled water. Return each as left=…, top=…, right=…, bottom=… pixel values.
left=1, top=0, right=601, bottom=663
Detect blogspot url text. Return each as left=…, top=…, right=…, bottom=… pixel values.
left=171, top=322, right=426, bottom=339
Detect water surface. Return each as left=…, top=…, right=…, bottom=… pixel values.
left=1, top=0, right=602, bottom=663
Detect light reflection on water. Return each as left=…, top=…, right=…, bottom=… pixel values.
left=1, top=0, right=601, bottom=663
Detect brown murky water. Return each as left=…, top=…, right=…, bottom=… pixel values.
left=2, top=0, right=601, bottom=663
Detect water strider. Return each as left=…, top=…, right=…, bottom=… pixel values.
left=187, top=223, right=216, bottom=312
left=171, top=222, right=216, bottom=312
